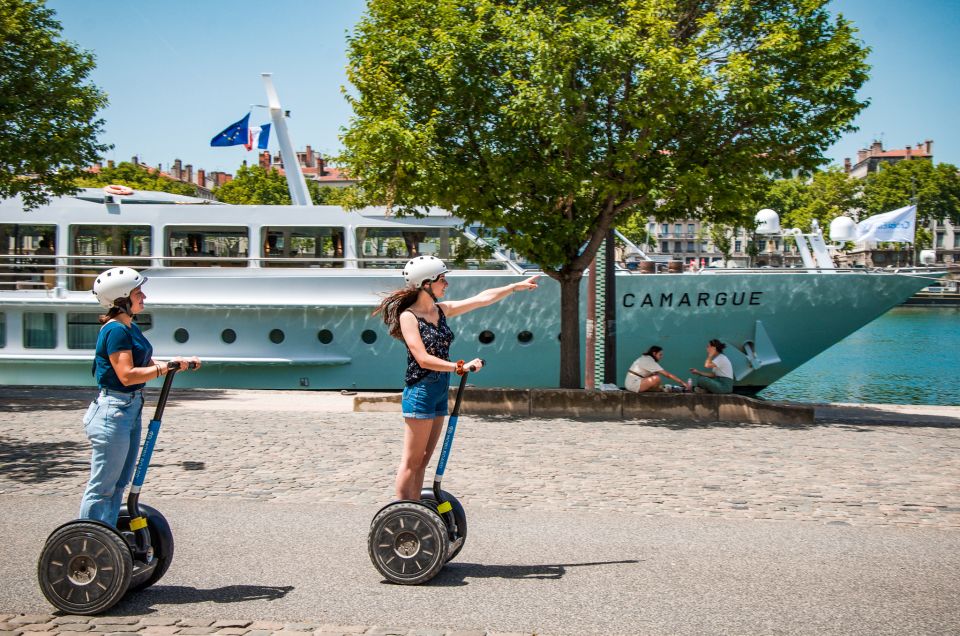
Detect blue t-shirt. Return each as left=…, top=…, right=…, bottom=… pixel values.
left=93, top=321, right=154, bottom=392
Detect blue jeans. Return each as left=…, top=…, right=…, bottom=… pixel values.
left=79, top=390, right=144, bottom=526
left=402, top=371, right=450, bottom=419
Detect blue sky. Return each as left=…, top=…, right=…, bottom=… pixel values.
left=47, top=0, right=960, bottom=175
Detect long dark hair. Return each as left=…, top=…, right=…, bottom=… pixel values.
left=708, top=338, right=726, bottom=353
left=643, top=345, right=662, bottom=357
left=372, top=287, right=421, bottom=340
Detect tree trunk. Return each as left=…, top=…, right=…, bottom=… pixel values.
left=558, top=275, right=582, bottom=388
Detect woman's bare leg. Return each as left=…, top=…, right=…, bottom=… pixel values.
left=396, top=416, right=445, bottom=500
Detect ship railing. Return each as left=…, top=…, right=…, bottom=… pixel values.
left=0, top=253, right=519, bottom=291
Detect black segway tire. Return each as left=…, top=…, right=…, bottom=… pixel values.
left=118, top=503, right=174, bottom=591
left=368, top=501, right=449, bottom=585
left=37, top=520, right=133, bottom=615
left=420, top=488, right=467, bottom=562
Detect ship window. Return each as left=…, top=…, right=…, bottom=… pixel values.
left=165, top=226, right=248, bottom=267
left=68, top=224, right=152, bottom=291
left=0, top=223, right=57, bottom=290
left=361, top=329, right=377, bottom=344
left=174, top=328, right=189, bottom=343
left=356, top=226, right=504, bottom=270
left=67, top=313, right=101, bottom=349
left=479, top=330, right=495, bottom=345
left=134, top=313, right=152, bottom=332
left=318, top=329, right=333, bottom=344
left=23, top=312, right=56, bottom=349
left=260, top=227, right=344, bottom=268
left=221, top=328, right=237, bottom=344
left=517, top=331, right=533, bottom=344
left=0, top=312, right=5, bottom=347
left=269, top=329, right=285, bottom=344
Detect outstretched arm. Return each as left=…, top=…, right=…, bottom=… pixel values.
left=659, top=369, right=686, bottom=386
left=439, top=275, right=539, bottom=318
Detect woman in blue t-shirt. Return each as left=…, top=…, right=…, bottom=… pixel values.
left=79, top=267, right=200, bottom=526
left=373, top=255, right=538, bottom=501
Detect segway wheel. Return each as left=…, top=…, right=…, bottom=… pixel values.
left=420, top=488, right=468, bottom=562
left=118, top=503, right=174, bottom=591
left=37, top=521, right=133, bottom=615
left=368, top=501, right=449, bottom=585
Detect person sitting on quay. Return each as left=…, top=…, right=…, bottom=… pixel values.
left=687, top=339, right=734, bottom=394
left=624, top=345, right=687, bottom=393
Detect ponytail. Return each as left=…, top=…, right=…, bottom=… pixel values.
left=372, top=287, right=421, bottom=340
left=98, top=297, right=132, bottom=324
left=642, top=345, right=663, bottom=358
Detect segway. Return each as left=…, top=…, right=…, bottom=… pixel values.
left=367, top=362, right=479, bottom=584
left=37, top=361, right=195, bottom=614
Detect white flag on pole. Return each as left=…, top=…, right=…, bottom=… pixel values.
left=855, top=205, right=917, bottom=243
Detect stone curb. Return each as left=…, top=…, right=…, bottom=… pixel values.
left=354, top=388, right=815, bottom=425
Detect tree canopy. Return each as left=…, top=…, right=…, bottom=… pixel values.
left=74, top=161, right=198, bottom=196
left=764, top=167, right=862, bottom=231
left=0, top=0, right=109, bottom=209
left=342, top=0, right=870, bottom=387
left=863, top=159, right=960, bottom=225
left=214, top=163, right=357, bottom=206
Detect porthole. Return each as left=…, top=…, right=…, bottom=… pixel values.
left=318, top=329, right=333, bottom=344
left=361, top=329, right=377, bottom=344
left=221, top=328, right=236, bottom=344
left=478, top=330, right=495, bottom=345
left=517, top=330, right=533, bottom=344
left=174, top=328, right=189, bottom=344
left=269, top=329, right=285, bottom=344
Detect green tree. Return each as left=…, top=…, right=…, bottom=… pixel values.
left=0, top=0, right=109, bottom=209
left=214, top=164, right=292, bottom=204
left=74, top=161, right=197, bottom=195
left=765, top=167, right=862, bottom=231
left=862, top=159, right=960, bottom=225
left=342, top=0, right=869, bottom=387
left=709, top=224, right=733, bottom=267
left=615, top=212, right=652, bottom=250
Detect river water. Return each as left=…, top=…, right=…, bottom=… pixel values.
left=760, top=306, right=960, bottom=406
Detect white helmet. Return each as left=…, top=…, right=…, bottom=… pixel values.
left=402, top=255, right=448, bottom=289
left=92, top=267, right=147, bottom=308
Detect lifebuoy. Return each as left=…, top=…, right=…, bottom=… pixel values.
left=103, top=184, right=134, bottom=196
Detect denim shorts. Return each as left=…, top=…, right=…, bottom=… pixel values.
left=402, top=371, right=450, bottom=419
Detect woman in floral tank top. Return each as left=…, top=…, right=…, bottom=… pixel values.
left=374, top=255, right=539, bottom=501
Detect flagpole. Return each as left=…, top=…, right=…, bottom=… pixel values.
left=261, top=73, right=313, bottom=207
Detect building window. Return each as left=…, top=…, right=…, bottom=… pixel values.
left=661, top=241, right=670, bottom=253
left=954, top=234, right=960, bottom=249
left=261, top=226, right=345, bottom=268
left=735, top=240, right=742, bottom=253
left=674, top=241, right=683, bottom=253
left=686, top=241, right=695, bottom=252
left=687, top=223, right=695, bottom=236
left=66, top=313, right=101, bottom=349
left=0, top=312, right=5, bottom=347
left=166, top=226, right=248, bottom=267
left=936, top=232, right=945, bottom=248
left=661, top=224, right=669, bottom=235
left=23, top=312, right=56, bottom=349
left=673, top=224, right=682, bottom=237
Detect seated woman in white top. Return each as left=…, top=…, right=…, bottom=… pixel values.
left=624, top=345, right=687, bottom=392
left=688, top=339, right=734, bottom=394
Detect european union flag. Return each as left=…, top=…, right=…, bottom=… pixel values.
left=210, top=113, right=250, bottom=147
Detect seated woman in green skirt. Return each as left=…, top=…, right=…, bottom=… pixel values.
left=687, top=339, right=734, bottom=394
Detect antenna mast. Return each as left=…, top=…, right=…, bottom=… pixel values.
left=261, top=73, right=313, bottom=206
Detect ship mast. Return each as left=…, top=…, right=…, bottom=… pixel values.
left=261, top=73, right=313, bottom=206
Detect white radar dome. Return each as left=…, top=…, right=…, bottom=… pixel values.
left=919, top=249, right=936, bottom=265
left=755, top=209, right=781, bottom=235
left=829, top=216, right=857, bottom=242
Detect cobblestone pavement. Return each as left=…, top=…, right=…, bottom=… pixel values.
left=2, top=389, right=959, bottom=634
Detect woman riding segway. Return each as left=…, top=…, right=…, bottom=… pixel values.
left=80, top=267, right=200, bottom=526
left=368, top=256, right=537, bottom=584
left=373, top=256, right=538, bottom=501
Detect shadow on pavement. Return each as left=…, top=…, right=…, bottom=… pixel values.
left=0, top=387, right=234, bottom=412
left=426, top=558, right=641, bottom=587
left=0, top=435, right=87, bottom=483
left=111, top=584, right=295, bottom=613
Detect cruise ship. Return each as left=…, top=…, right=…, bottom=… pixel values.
left=0, top=188, right=943, bottom=392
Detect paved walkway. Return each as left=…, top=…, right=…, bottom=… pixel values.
left=1, top=388, right=959, bottom=635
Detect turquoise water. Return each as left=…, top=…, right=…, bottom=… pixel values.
left=760, top=307, right=960, bottom=406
